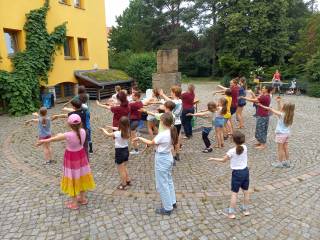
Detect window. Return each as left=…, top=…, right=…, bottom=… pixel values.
left=63, top=37, right=75, bottom=59
left=74, top=0, right=84, bottom=8
left=4, top=29, right=20, bottom=56
left=77, top=38, right=88, bottom=59
left=59, top=0, right=70, bottom=5
left=64, top=83, right=74, bottom=97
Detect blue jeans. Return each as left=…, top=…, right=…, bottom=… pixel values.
left=155, top=152, right=176, bottom=211
left=181, top=108, right=194, bottom=138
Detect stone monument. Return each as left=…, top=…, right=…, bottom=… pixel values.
left=152, top=49, right=181, bottom=94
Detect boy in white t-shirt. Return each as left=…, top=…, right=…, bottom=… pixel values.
left=209, top=131, right=250, bottom=219
left=134, top=113, right=178, bottom=215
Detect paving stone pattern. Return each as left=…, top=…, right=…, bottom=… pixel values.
left=0, top=82, right=320, bottom=240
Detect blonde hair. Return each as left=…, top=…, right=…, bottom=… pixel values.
left=171, top=85, right=182, bottom=98
left=282, top=103, right=295, bottom=126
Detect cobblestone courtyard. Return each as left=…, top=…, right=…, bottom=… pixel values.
left=0, top=82, right=320, bottom=240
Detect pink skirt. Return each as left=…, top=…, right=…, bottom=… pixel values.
left=61, top=148, right=96, bottom=197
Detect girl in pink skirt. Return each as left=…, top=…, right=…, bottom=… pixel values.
left=36, top=114, right=96, bottom=210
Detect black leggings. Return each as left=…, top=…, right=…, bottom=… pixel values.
left=202, top=127, right=212, bottom=148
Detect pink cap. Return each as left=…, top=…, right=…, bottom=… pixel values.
left=67, top=114, right=81, bottom=125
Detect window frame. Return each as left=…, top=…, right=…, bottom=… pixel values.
left=3, top=29, right=21, bottom=57
left=77, top=38, right=89, bottom=60
left=59, top=0, right=71, bottom=6
left=74, top=0, right=84, bottom=9
left=63, top=36, right=76, bottom=60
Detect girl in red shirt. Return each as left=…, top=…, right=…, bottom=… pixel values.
left=96, top=91, right=129, bottom=128
left=181, top=84, right=195, bottom=139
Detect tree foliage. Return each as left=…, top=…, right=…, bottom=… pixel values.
left=0, top=0, right=66, bottom=115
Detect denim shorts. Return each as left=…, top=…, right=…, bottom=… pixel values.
left=231, top=167, right=249, bottom=193
left=214, top=117, right=225, bottom=128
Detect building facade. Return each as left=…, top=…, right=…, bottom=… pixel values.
left=0, top=0, right=109, bottom=99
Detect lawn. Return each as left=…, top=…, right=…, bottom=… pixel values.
left=83, top=69, right=130, bottom=82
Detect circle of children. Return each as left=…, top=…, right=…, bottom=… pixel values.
left=26, top=77, right=295, bottom=218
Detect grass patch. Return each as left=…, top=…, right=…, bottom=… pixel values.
left=182, top=76, right=221, bottom=83
left=83, top=69, right=130, bottom=82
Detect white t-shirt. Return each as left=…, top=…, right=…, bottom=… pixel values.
left=114, top=131, right=129, bottom=148
left=172, top=99, right=182, bottom=125
left=154, top=129, right=172, bottom=153
left=226, top=145, right=248, bottom=170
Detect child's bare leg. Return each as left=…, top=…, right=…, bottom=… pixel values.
left=43, top=143, right=50, bottom=162
left=241, top=190, right=250, bottom=215
left=147, top=121, right=154, bottom=137
left=117, top=164, right=127, bottom=186
left=284, top=142, right=289, bottom=160
left=277, top=143, right=285, bottom=162
left=228, top=192, right=237, bottom=218
left=131, top=130, right=138, bottom=149
left=124, top=163, right=130, bottom=182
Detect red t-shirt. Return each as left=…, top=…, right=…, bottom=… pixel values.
left=181, top=92, right=195, bottom=110
left=231, top=85, right=240, bottom=108
left=257, top=95, right=271, bottom=117
left=110, top=105, right=129, bottom=127
left=273, top=72, right=281, bottom=81
left=129, top=101, right=143, bottom=120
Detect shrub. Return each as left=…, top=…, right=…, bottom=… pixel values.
left=109, top=50, right=133, bottom=71
left=220, top=75, right=232, bottom=87
left=125, top=52, right=156, bottom=91
left=218, top=54, right=254, bottom=77
left=305, top=51, right=320, bottom=83
left=307, top=83, right=320, bottom=98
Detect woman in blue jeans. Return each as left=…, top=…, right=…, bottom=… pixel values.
left=181, top=84, right=195, bottom=139
left=134, top=113, right=178, bottom=215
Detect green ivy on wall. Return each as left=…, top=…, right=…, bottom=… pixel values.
left=0, top=0, right=66, bottom=116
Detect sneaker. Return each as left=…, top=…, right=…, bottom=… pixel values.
left=130, top=149, right=139, bottom=155
left=202, top=148, right=213, bottom=153
left=173, top=160, right=176, bottom=166
left=225, top=208, right=236, bottom=219
left=271, top=161, right=284, bottom=168
left=282, top=161, right=291, bottom=168
left=239, top=205, right=250, bottom=216
left=175, top=154, right=180, bottom=161
left=155, top=208, right=172, bottom=216
left=173, top=203, right=177, bottom=209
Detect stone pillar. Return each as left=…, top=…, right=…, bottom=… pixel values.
left=152, top=49, right=181, bottom=94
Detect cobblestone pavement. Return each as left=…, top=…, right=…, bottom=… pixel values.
left=0, top=82, right=320, bottom=240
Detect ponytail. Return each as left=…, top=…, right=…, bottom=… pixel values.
left=76, top=127, right=82, bottom=145
left=233, top=131, right=245, bottom=155
left=170, top=125, right=178, bottom=150
left=236, top=145, right=244, bottom=155
left=70, top=123, right=82, bottom=145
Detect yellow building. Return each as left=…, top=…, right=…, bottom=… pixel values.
left=0, top=0, right=109, bottom=99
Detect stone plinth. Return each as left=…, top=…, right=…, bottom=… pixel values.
left=157, top=49, right=178, bottom=73
left=152, top=49, right=181, bottom=94
left=152, top=72, right=181, bottom=94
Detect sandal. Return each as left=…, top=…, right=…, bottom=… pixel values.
left=66, top=202, right=79, bottom=210
left=76, top=197, right=88, bottom=205
left=117, top=184, right=127, bottom=190
left=126, top=181, right=132, bottom=186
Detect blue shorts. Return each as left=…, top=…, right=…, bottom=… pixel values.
left=231, top=167, right=249, bottom=193
left=214, top=117, right=225, bottom=128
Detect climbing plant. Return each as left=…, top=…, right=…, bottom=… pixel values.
left=0, top=0, right=66, bottom=115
